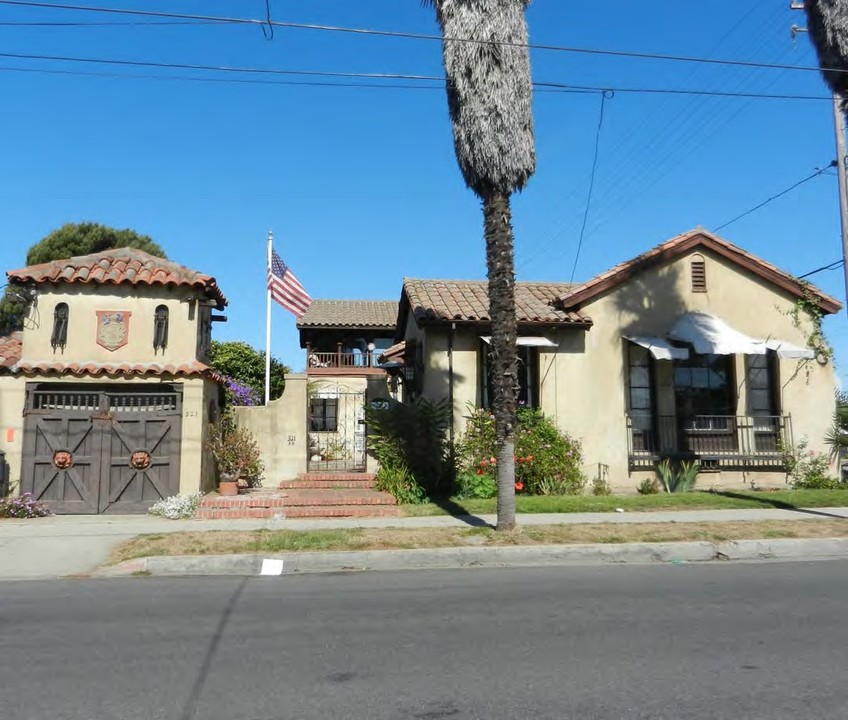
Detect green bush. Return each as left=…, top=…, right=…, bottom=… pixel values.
left=455, top=407, right=586, bottom=496
left=591, top=475, right=612, bottom=496
left=782, top=438, right=843, bottom=489
left=636, top=476, right=661, bottom=495
left=365, top=398, right=453, bottom=501
left=455, top=471, right=497, bottom=499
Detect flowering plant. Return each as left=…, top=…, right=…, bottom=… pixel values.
left=223, top=376, right=260, bottom=406
left=148, top=492, right=204, bottom=520
left=0, top=492, right=52, bottom=519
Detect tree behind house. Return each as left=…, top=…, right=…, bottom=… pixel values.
left=425, top=0, right=536, bottom=530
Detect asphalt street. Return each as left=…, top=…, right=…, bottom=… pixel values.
left=3, top=562, right=848, bottom=719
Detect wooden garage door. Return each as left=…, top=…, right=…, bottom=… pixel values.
left=21, top=384, right=183, bottom=515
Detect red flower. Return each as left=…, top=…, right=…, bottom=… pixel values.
left=515, top=481, right=524, bottom=491
left=527, top=454, right=534, bottom=462
left=476, top=469, right=485, bottom=476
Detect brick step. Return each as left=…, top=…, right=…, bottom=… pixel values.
left=298, top=472, right=376, bottom=482
left=280, top=479, right=376, bottom=489
left=196, top=505, right=400, bottom=520
left=200, top=496, right=288, bottom=510
left=281, top=489, right=397, bottom=507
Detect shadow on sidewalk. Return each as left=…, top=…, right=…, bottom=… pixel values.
left=709, top=491, right=848, bottom=520
left=430, top=497, right=493, bottom=528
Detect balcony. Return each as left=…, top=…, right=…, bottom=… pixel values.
left=627, top=414, right=792, bottom=471
left=306, top=349, right=386, bottom=375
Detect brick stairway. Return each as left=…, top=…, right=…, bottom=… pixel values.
left=197, top=472, right=399, bottom=519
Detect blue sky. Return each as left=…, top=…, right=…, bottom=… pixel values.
left=1, top=1, right=847, bottom=382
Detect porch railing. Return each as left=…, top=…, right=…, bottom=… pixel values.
left=627, top=414, right=792, bottom=470
left=307, top=351, right=377, bottom=369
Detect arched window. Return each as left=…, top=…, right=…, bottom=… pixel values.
left=51, top=302, right=69, bottom=350
left=153, top=305, right=169, bottom=352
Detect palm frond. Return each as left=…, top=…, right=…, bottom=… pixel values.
left=806, top=0, right=848, bottom=110
left=426, top=0, right=536, bottom=197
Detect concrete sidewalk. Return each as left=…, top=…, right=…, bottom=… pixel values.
left=2, top=506, right=848, bottom=580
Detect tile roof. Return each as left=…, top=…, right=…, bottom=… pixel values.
left=6, top=248, right=227, bottom=309
left=378, top=340, right=406, bottom=364
left=561, top=228, right=842, bottom=314
left=402, top=279, right=590, bottom=326
left=5, top=359, right=222, bottom=381
left=0, top=333, right=22, bottom=370
left=297, top=300, right=399, bottom=329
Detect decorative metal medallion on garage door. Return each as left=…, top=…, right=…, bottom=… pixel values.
left=20, top=384, right=182, bottom=514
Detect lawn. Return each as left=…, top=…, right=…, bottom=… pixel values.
left=109, top=518, right=848, bottom=565
left=399, top=489, right=848, bottom=516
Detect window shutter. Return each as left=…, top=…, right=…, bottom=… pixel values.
left=691, top=258, right=707, bottom=292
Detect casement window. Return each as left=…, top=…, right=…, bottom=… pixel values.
left=746, top=351, right=780, bottom=417
left=51, top=302, right=69, bottom=350
left=627, top=343, right=655, bottom=449
left=480, top=344, right=539, bottom=409
left=153, top=305, right=169, bottom=352
left=309, top=398, right=338, bottom=432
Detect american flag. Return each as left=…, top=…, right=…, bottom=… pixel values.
left=267, top=249, right=311, bottom=317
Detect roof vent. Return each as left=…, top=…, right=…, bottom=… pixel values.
left=691, top=256, right=707, bottom=293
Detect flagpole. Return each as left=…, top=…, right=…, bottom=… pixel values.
left=264, top=230, right=273, bottom=405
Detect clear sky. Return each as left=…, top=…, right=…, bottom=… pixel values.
left=1, top=0, right=847, bottom=383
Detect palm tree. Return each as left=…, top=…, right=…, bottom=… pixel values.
left=425, top=0, right=536, bottom=530
left=806, top=0, right=848, bottom=110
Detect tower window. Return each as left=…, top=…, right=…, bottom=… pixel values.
left=153, top=305, right=169, bottom=352
left=51, top=303, right=69, bottom=350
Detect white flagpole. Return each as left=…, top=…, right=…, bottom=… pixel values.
left=264, top=230, right=273, bottom=405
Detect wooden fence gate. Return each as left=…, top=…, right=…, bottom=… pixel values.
left=20, top=384, right=182, bottom=514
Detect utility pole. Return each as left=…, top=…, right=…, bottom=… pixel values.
left=792, top=1, right=848, bottom=307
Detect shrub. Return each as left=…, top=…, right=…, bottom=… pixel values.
left=636, top=476, right=660, bottom=495
left=455, top=471, right=497, bottom=499
left=782, top=438, right=842, bottom=489
left=655, top=459, right=699, bottom=493
left=148, top=492, right=204, bottom=520
left=456, top=407, right=586, bottom=496
left=591, top=475, right=612, bottom=496
left=0, top=492, right=52, bottom=518
left=207, top=412, right=264, bottom=488
left=365, top=398, right=453, bottom=501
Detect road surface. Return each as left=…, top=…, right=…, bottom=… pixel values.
left=3, top=562, right=848, bottom=719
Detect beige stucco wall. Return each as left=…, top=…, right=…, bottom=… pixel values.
left=20, top=283, right=209, bottom=366
left=0, top=375, right=26, bottom=492
left=235, top=375, right=308, bottom=483
left=409, top=249, right=837, bottom=493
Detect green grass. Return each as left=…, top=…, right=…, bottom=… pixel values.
left=400, top=489, right=848, bottom=517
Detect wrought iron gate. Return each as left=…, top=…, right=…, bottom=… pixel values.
left=307, top=388, right=366, bottom=472
left=20, top=384, right=182, bottom=514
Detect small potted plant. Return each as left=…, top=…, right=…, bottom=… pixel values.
left=207, top=417, right=264, bottom=496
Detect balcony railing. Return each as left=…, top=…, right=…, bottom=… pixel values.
left=307, top=350, right=378, bottom=370
left=627, top=414, right=792, bottom=470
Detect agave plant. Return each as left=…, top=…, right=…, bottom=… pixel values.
left=425, top=0, right=536, bottom=530
left=806, top=0, right=848, bottom=110
left=655, top=459, right=699, bottom=493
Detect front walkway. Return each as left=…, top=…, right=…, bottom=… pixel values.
left=2, top=506, right=847, bottom=580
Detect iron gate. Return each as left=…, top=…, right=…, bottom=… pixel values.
left=307, top=388, right=366, bottom=472
left=20, top=384, right=182, bottom=514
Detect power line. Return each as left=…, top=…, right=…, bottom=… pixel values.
left=713, top=162, right=836, bottom=232
left=570, top=91, right=612, bottom=284
left=798, top=259, right=844, bottom=279
left=0, top=20, right=218, bottom=25
left=3, top=0, right=848, bottom=76
left=0, top=50, right=833, bottom=102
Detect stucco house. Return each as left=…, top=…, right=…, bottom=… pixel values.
left=383, top=229, right=841, bottom=491
left=0, top=248, right=226, bottom=513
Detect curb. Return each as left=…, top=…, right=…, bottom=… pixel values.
left=93, top=537, right=848, bottom=578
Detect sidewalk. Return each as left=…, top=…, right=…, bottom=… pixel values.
left=2, top=506, right=848, bottom=580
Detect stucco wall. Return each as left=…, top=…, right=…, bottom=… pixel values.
left=235, top=375, right=308, bottom=483
left=19, top=283, right=207, bottom=366
left=0, top=375, right=26, bottom=492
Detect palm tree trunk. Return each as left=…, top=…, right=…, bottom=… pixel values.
left=483, top=190, right=518, bottom=531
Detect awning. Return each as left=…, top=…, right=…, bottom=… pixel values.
left=668, top=312, right=767, bottom=356
left=765, top=339, right=815, bottom=360
left=624, top=336, right=689, bottom=360
left=481, top=336, right=557, bottom=348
